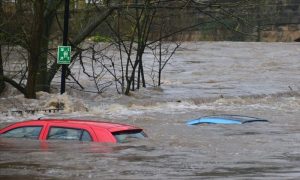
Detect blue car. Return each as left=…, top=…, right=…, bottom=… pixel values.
left=186, top=114, right=269, bottom=125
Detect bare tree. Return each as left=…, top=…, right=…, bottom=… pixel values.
left=104, top=0, right=183, bottom=95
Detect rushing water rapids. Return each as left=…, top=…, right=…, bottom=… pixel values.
left=0, top=42, right=300, bottom=179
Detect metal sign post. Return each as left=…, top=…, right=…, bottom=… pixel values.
left=59, top=0, right=70, bottom=94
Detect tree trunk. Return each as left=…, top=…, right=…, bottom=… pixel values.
left=36, top=37, right=50, bottom=92
left=158, top=35, right=162, bottom=86
left=0, top=1, right=4, bottom=93
left=137, top=51, right=146, bottom=89
left=36, top=0, right=63, bottom=92
left=125, top=58, right=140, bottom=95
left=36, top=13, right=55, bottom=92
left=25, top=1, right=45, bottom=99
left=139, top=50, right=146, bottom=88
left=0, top=45, right=5, bottom=93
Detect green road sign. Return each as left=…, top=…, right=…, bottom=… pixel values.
left=57, top=46, right=71, bottom=64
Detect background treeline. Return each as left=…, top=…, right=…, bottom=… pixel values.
left=0, top=0, right=299, bottom=99
left=2, top=0, right=299, bottom=43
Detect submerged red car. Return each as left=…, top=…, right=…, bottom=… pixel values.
left=0, top=119, right=147, bottom=143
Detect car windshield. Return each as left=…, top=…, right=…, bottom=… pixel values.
left=112, top=130, right=147, bottom=143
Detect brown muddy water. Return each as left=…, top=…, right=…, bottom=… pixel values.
left=0, top=42, right=300, bottom=179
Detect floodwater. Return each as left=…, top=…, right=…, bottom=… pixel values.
left=1, top=42, right=300, bottom=179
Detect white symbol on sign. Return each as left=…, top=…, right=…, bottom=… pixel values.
left=64, top=51, right=68, bottom=59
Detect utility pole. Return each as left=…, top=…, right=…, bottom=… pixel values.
left=60, top=0, right=70, bottom=94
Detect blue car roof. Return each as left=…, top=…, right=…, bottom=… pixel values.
left=186, top=114, right=269, bottom=125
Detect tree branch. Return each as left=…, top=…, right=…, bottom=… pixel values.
left=3, top=76, right=26, bottom=95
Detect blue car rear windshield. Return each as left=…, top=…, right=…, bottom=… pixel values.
left=112, top=130, right=147, bottom=143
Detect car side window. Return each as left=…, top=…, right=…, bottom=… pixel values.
left=81, top=130, right=92, bottom=142
left=0, top=126, right=42, bottom=139
left=47, top=127, right=92, bottom=142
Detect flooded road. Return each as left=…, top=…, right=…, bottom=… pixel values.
left=1, top=42, right=300, bottom=179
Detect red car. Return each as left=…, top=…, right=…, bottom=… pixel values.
left=0, top=119, right=147, bottom=143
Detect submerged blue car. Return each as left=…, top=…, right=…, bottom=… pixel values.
left=186, top=114, right=269, bottom=125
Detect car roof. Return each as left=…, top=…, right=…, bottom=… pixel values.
left=10, top=119, right=140, bottom=131
left=186, top=114, right=269, bottom=125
